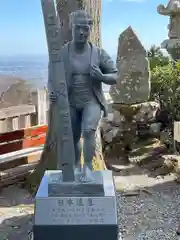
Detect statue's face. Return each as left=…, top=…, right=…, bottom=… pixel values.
left=72, top=23, right=91, bottom=43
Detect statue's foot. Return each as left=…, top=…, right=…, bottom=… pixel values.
left=80, top=166, right=95, bottom=183
left=74, top=165, right=82, bottom=174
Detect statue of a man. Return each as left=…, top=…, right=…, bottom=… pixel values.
left=49, top=10, right=117, bottom=176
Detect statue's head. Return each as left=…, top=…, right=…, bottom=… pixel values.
left=69, top=10, right=93, bottom=43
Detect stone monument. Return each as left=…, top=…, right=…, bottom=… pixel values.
left=33, top=1, right=118, bottom=239
left=110, top=26, right=150, bottom=104
left=157, top=0, right=180, bottom=60
left=108, top=26, right=151, bottom=160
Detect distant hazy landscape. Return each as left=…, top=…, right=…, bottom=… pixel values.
left=0, top=54, right=116, bottom=92
left=0, top=55, right=48, bottom=88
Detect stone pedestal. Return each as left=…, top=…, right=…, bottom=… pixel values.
left=102, top=101, right=159, bottom=162
left=33, top=170, right=118, bottom=240
left=161, top=39, right=180, bottom=61
left=111, top=103, right=141, bottom=160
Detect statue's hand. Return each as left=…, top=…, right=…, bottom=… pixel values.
left=49, top=92, right=57, bottom=102
left=90, top=65, right=104, bottom=81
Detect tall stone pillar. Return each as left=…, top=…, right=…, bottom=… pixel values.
left=56, top=0, right=101, bottom=47
left=108, top=26, right=150, bottom=162
left=157, top=0, right=180, bottom=61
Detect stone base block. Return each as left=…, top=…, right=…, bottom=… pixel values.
left=33, top=170, right=119, bottom=240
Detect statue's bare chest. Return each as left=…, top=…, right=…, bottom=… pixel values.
left=70, top=45, right=91, bottom=74
left=68, top=44, right=94, bottom=108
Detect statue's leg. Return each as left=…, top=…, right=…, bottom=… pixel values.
left=70, top=106, right=82, bottom=170
left=82, top=101, right=101, bottom=170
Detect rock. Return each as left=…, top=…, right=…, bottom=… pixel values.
left=149, top=123, right=162, bottom=135
left=103, top=129, right=120, bottom=143
left=101, top=102, right=160, bottom=155
left=103, top=131, right=113, bottom=143
left=101, top=121, right=112, bottom=134
left=134, top=101, right=159, bottom=122
left=0, top=75, right=36, bottom=108
left=105, top=113, right=114, bottom=122
left=112, top=103, right=141, bottom=120
left=109, top=26, right=150, bottom=104
left=113, top=111, right=124, bottom=126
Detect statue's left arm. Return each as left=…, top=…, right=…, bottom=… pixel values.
left=99, top=48, right=118, bottom=85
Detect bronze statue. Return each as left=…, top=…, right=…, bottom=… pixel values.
left=49, top=10, right=117, bottom=178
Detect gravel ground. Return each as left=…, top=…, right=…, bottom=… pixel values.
left=115, top=164, right=180, bottom=240
left=0, top=165, right=180, bottom=240
left=117, top=183, right=180, bottom=239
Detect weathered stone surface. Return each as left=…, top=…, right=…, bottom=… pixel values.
left=157, top=0, right=180, bottom=16
left=101, top=101, right=160, bottom=144
left=158, top=1, right=180, bottom=60
left=0, top=76, right=35, bottom=109
left=133, top=101, right=160, bottom=122
left=158, top=0, right=180, bottom=45
left=109, top=26, right=150, bottom=104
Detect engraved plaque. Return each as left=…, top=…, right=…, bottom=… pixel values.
left=34, top=196, right=117, bottom=225
left=34, top=170, right=117, bottom=226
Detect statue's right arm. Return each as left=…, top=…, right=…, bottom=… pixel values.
left=99, top=48, right=118, bottom=85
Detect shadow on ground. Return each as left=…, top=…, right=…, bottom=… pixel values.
left=0, top=214, right=33, bottom=240
left=105, top=137, right=178, bottom=178
left=0, top=185, right=34, bottom=207
left=0, top=185, right=34, bottom=240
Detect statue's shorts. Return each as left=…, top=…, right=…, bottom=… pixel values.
left=70, top=100, right=101, bottom=139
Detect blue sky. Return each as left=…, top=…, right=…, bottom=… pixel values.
left=0, top=0, right=169, bottom=56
